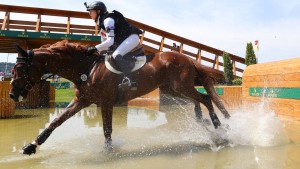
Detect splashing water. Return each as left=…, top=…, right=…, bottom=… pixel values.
left=223, top=96, right=289, bottom=148
left=162, top=95, right=289, bottom=150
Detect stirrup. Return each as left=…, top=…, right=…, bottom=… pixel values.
left=118, top=77, right=137, bottom=91
left=122, top=77, right=132, bottom=87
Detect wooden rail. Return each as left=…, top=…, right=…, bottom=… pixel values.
left=0, top=4, right=245, bottom=75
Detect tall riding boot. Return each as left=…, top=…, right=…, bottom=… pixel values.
left=114, top=55, right=136, bottom=90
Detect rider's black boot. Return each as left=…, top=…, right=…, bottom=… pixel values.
left=114, top=55, right=136, bottom=91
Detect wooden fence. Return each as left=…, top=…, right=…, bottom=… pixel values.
left=15, top=81, right=50, bottom=109
left=243, top=58, right=300, bottom=120
left=130, top=86, right=243, bottom=111
left=0, top=80, right=51, bottom=118
left=0, top=4, right=245, bottom=76
left=0, top=81, right=15, bottom=118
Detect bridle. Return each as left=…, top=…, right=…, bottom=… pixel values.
left=11, top=50, right=35, bottom=91
left=12, top=47, right=103, bottom=93
left=11, top=50, right=54, bottom=92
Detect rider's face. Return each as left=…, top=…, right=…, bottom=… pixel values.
left=89, top=10, right=97, bottom=20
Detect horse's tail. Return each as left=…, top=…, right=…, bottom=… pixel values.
left=192, top=60, right=223, bottom=84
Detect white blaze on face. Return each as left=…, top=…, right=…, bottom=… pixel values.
left=10, top=78, right=14, bottom=84
left=18, top=96, right=23, bottom=102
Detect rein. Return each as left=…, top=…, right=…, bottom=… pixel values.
left=14, top=46, right=105, bottom=91
left=80, top=54, right=104, bottom=81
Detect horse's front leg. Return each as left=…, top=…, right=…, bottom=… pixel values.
left=22, top=99, right=90, bottom=155
left=100, top=101, right=114, bottom=149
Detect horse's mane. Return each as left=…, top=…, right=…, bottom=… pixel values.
left=38, top=40, right=89, bottom=57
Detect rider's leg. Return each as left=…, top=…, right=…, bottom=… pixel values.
left=112, top=34, right=140, bottom=59
left=115, top=54, right=131, bottom=79
left=112, top=34, right=139, bottom=87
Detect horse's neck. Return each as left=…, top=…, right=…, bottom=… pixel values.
left=49, top=56, right=102, bottom=85
left=33, top=48, right=103, bottom=84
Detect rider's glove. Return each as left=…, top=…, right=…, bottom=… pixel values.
left=87, top=46, right=97, bottom=56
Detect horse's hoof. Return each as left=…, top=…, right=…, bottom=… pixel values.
left=202, top=118, right=211, bottom=126
left=213, top=120, right=221, bottom=129
left=105, top=138, right=113, bottom=150
left=21, top=143, right=37, bottom=155
left=220, top=123, right=230, bottom=130
left=225, top=114, right=231, bottom=119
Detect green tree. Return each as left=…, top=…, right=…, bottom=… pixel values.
left=245, top=42, right=257, bottom=66
left=223, top=52, right=233, bottom=85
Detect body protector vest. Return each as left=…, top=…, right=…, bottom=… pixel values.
left=99, top=10, right=142, bottom=51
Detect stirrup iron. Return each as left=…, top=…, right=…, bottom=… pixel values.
left=122, top=77, right=132, bottom=86
left=118, top=76, right=137, bottom=91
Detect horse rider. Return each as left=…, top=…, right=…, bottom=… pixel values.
left=85, top=1, right=143, bottom=89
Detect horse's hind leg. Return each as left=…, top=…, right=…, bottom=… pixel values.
left=202, top=79, right=230, bottom=119
left=160, top=84, right=203, bottom=119
left=175, top=85, right=221, bottom=128
left=194, top=102, right=202, bottom=119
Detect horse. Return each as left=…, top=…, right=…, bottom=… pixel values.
left=9, top=40, right=230, bottom=155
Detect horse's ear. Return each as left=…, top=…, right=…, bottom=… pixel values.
left=15, top=43, right=28, bottom=57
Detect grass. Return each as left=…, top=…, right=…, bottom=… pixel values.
left=55, top=87, right=75, bottom=103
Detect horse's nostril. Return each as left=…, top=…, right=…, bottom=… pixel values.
left=9, top=93, right=15, bottom=99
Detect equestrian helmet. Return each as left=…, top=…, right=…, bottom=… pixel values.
left=84, top=1, right=107, bottom=13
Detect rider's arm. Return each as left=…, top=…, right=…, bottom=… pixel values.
left=95, top=17, right=115, bottom=52
left=100, top=29, right=107, bottom=42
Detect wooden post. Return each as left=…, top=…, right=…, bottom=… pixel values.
left=196, top=49, right=202, bottom=63
left=159, top=36, right=165, bottom=51
left=35, top=14, right=41, bottom=32
left=66, top=16, right=71, bottom=34
left=232, top=60, right=236, bottom=76
left=1, top=12, right=10, bottom=30
left=179, top=43, right=183, bottom=53
left=139, top=30, right=145, bottom=45
left=216, top=55, right=219, bottom=70
left=213, top=54, right=219, bottom=69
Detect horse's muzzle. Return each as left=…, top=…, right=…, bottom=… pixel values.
left=9, top=92, right=24, bottom=102
left=9, top=92, right=18, bottom=102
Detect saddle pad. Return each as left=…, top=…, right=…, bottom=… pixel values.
left=105, top=55, right=147, bottom=74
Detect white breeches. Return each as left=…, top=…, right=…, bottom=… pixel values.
left=112, top=34, right=140, bottom=59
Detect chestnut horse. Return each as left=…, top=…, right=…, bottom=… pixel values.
left=9, top=40, right=230, bottom=155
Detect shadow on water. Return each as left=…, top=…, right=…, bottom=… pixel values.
left=7, top=114, right=40, bottom=119
left=83, top=142, right=212, bottom=164
left=0, top=102, right=71, bottom=120
left=114, top=142, right=210, bottom=156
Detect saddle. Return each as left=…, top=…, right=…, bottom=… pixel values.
left=107, top=45, right=145, bottom=72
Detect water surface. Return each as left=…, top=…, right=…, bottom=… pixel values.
left=0, top=103, right=299, bottom=169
